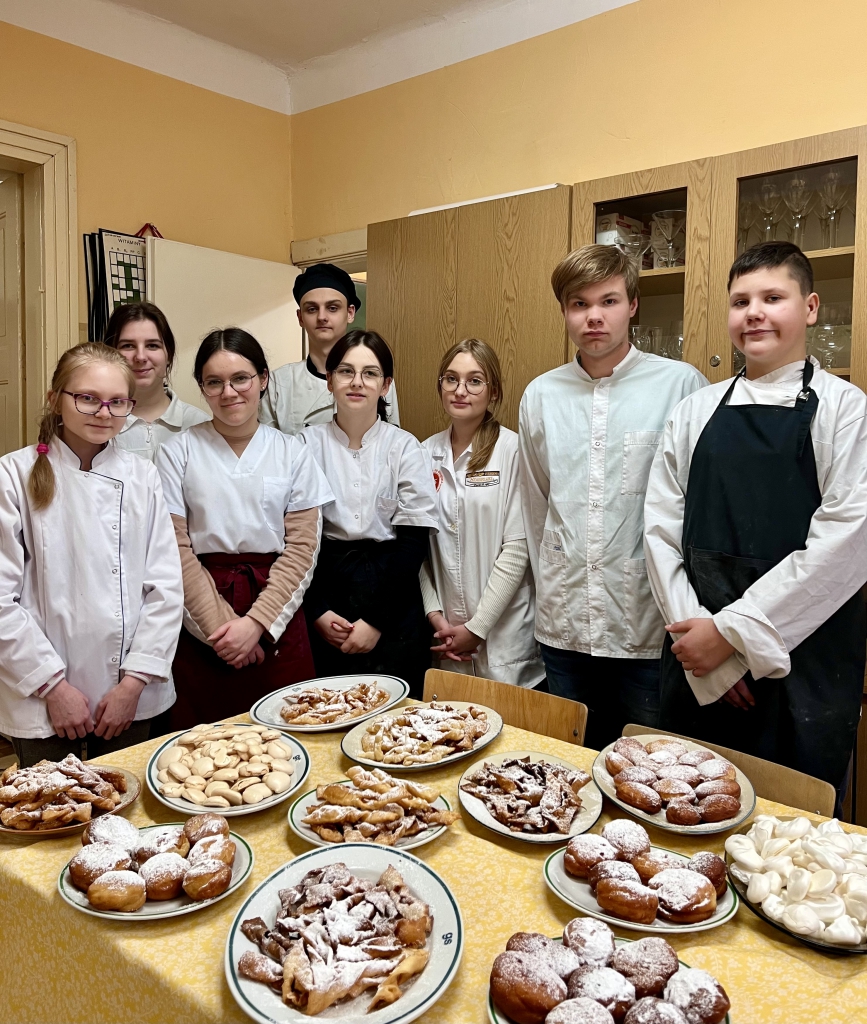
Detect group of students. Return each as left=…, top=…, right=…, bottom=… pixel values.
left=1, top=247, right=865, bottom=806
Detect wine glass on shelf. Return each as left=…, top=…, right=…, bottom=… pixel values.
left=615, top=231, right=650, bottom=269
left=757, top=179, right=785, bottom=241
left=651, top=210, right=686, bottom=268
left=737, top=201, right=757, bottom=253
left=817, top=168, right=847, bottom=249
left=782, top=175, right=813, bottom=250
left=630, top=325, right=656, bottom=353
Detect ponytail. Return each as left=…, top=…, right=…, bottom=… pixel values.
left=27, top=342, right=135, bottom=510
left=437, top=337, right=504, bottom=473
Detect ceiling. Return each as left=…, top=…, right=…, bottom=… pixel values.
left=113, top=0, right=504, bottom=72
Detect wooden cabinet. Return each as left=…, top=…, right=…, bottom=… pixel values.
left=367, top=185, right=572, bottom=441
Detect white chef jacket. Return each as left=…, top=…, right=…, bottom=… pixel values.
left=423, top=426, right=543, bottom=687
left=0, top=439, right=184, bottom=738
left=260, top=357, right=401, bottom=435
left=644, top=356, right=867, bottom=705
left=115, top=390, right=210, bottom=462
left=301, top=418, right=437, bottom=541
left=156, top=421, right=334, bottom=644
left=519, top=345, right=707, bottom=659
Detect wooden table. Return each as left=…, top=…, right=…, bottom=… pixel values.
left=1, top=714, right=865, bottom=1024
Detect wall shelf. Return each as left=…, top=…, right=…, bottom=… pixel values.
left=638, top=265, right=686, bottom=296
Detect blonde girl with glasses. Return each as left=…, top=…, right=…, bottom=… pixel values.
left=420, top=339, right=543, bottom=687
left=300, top=330, right=438, bottom=698
left=0, top=343, right=184, bottom=767
left=156, top=328, right=333, bottom=728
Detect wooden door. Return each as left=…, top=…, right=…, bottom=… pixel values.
left=572, top=159, right=713, bottom=377
left=367, top=186, right=571, bottom=440
left=708, top=127, right=867, bottom=386
left=0, top=173, right=22, bottom=455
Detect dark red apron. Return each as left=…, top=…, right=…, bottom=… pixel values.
left=170, top=553, right=315, bottom=729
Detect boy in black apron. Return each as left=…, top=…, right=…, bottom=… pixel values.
left=644, top=241, right=867, bottom=798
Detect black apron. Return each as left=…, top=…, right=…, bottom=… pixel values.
left=659, top=360, right=865, bottom=790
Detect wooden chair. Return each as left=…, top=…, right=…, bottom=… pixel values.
left=622, top=723, right=835, bottom=816
left=423, top=668, right=588, bottom=745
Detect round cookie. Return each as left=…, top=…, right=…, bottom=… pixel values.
left=567, top=965, right=636, bottom=1022
left=183, top=812, right=230, bottom=846
left=138, top=851, right=188, bottom=900
left=87, top=869, right=147, bottom=912
left=68, top=842, right=132, bottom=891
left=490, top=950, right=567, bottom=1024
left=506, top=932, right=582, bottom=980
left=623, top=998, right=689, bottom=1024
left=546, top=997, right=616, bottom=1024
left=664, top=968, right=730, bottom=1024
left=81, top=815, right=140, bottom=852
left=565, top=834, right=619, bottom=878
left=611, top=937, right=679, bottom=999
left=562, top=918, right=616, bottom=967
left=601, top=820, right=651, bottom=861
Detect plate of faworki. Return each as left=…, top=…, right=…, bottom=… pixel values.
left=543, top=842, right=739, bottom=935
left=341, top=700, right=503, bottom=773
left=458, top=750, right=603, bottom=845
left=225, top=844, right=463, bottom=1024
left=146, top=722, right=310, bottom=817
left=249, top=674, right=409, bottom=733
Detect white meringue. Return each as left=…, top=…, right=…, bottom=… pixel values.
left=801, top=894, right=846, bottom=923
left=850, top=835, right=867, bottom=856
left=787, top=867, right=812, bottom=902
left=781, top=903, right=825, bottom=936
left=762, top=893, right=786, bottom=921
left=844, top=890, right=867, bottom=924
left=733, top=847, right=765, bottom=873
left=791, top=850, right=813, bottom=869
left=825, top=833, right=854, bottom=856
left=809, top=869, right=839, bottom=896
left=725, top=834, right=756, bottom=857
left=775, top=817, right=812, bottom=839
left=823, top=915, right=863, bottom=946
left=751, top=821, right=776, bottom=848
left=843, top=859, right=867, bottom=876
left=803, top=839, right=846, bottom=874
left=747, top=872, right=773, bottom=903
left=766, top=870, right=783, bottom=896
left=761, top=838, right=792, bottom=860
left=729, top=863, right=752, bottom=887
left=763, top=854, right=794, bottom=880
left=842, top=874, right=867, bottom=893
left=817, top=818, right=845, bottom=835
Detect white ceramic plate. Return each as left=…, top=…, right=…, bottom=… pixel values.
left=225, top=844, right=463, bottom=1024
left=458, top=750, right=603, bottom=845
left=543, top=843, right=739, bottom=934
left=288, top=780, right=456, bottom=852
left=57, top=823, right=253, bottom=920
left=592, top=734, right=756, bottom=835
left=249, top=674, right=409, bottom=733
left=487, top=936, right=732, bottom=1024
left=146, top=724, right=310, bottom=818
left=341, top=700, right=503, bottom=773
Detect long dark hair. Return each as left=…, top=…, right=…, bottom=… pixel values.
left=103, top=301, right=177, bottom=373
left=325, top=329, right=394, bottom=421
left=194, top=328, right=269, bottom=392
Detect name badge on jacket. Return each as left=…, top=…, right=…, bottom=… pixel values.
left=465, top=470, right=500, bottom=487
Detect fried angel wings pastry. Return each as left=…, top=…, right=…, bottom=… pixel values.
left=300, top=765, right=459, bottom=845
left=0, top=755, right=126, bottom=831
left=280, top=681, right=390, bottom=726
left=238, top=861, right=433, bottom=1015
left=361, top=702, right=489, bottom=765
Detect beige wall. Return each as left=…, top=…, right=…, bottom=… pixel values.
left=0, top=20, right=293, bottom=326
left=290, top=0, right=867, bottom=239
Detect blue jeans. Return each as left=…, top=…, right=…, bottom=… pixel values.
left=540, top=645, right=660, bottom=751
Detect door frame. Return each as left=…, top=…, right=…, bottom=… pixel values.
left=0, top=119, right=78, bottom=444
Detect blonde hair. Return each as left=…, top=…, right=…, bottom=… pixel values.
left=438, top=338, right=502, bottom=474
left=29, top=343, right=136, bottom=510
left=551, top=244, right=640, bottom=305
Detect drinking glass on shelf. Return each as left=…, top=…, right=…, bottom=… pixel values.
left=661, top=320, right=684, bottom=360
left=782, top=175, right=813, bottom=250
left=630, top=325, right=657, bottom=354
left=737, top=201, right=757, bottom=253
left=817, top=169, right=847, bottom=248
left=615, top=231, right=651, bottom=268
left=757, top=178, right=785, bottom=241
left=651, top=210, right=686, bottom=267
left=812, top=324, right=850, bottom=369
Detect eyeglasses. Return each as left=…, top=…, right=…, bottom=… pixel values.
left=200, top=373, right=258, bottom=397
left=439, top=373, right=489, bottom=395
left=332, top=366, right=384, bottom=385
left=62, top=391, right=136, bottom=417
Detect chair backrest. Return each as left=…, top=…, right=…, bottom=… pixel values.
left=622, top=723, right=835, bottom=816
left=423, top=669, right=588, bottom=745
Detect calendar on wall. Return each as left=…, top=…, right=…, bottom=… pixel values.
left=84, top=229, right=148, bottom=341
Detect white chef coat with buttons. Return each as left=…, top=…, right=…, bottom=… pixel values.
left=519, top=345, right=707, bottom=658
left=301, top=418, right=437, bottom=540
left=115, top=389, right=210, bottom=462
left=424, top=426, right=543, bottom=687
left=0, top=439, right=184, bottom=738
left=644, top=357, right=867, bottom=705
left=260, top=358, right=401, bottom=435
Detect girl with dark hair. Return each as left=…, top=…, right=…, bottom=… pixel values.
left=421, top=339, right=543, bottom=687
left=104, top=301, right=209, bottom=461
left=156, top=328, right=333, bottom=727
left=300, top=330, right=438, bottom=697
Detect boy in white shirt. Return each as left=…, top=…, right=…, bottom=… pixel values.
left=644, top=241, right=867, bottom=793
left=519, top=245, right=706, bottom=748
left=260, top=263, right=400, bottom=433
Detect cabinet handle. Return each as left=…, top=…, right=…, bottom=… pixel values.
left=709, top=355, right=721, bottom=367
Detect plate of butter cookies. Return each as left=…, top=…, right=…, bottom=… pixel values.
left=592, top=734, right=755, bottom=835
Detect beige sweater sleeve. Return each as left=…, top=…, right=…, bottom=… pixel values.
left=247, top=507, right=322, bottom=643
left=419, top=559, right=442, bottom=618
left=465, top=538, right=530, bottom=640
left=171, top=514, right=237, bottom=639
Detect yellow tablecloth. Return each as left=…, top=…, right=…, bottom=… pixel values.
left=2, top=716, right=866, bottom=1024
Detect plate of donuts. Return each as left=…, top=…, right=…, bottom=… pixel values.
left=58, top=814, right=254, bottom=920
left=488, top=922, right=732, bottom=1024
left=591, top=734, right=756, bottom=835
left=543, top=820, right=739, bottom=934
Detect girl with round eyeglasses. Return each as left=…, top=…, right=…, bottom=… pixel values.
left=0, top=343, right=184, bottom=766
left=420, top=338, right=543, bottom=687
left=300, top=330, right=438, bottom=698
left=156, top=328, right=334, bottom=727
left=104, top=301, right=209, bottom=462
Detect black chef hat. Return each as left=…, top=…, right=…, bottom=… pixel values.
left=293, top=262, right=361, bottom=311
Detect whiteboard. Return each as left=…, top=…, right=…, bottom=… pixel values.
left=146, top=237, right=302, bottom=410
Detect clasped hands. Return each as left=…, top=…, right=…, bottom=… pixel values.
left=429, top=612, right=481, bottom=662
left=315, top=612, right=381, bottom=654
left=45, top=674, right=146, bottom=741
left=666, top=617, right=756, bottom=711
left=208, top=615, right=266, bottom=669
